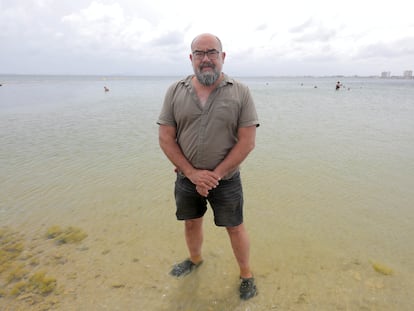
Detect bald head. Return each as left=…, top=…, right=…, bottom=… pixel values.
left=191, top=33, right=223, bottom=52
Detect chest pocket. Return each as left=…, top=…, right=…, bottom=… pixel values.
left=209, top=98, right=240, bottom=130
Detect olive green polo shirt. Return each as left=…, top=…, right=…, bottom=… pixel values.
left=157, top=74, right=259, bottom=179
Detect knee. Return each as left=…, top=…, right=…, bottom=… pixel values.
left=185, top=218, right=202, bottom=231
left=226, top=223, right=244, bottom=234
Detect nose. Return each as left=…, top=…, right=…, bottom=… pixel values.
left=202, top=53, right=211, bottom=61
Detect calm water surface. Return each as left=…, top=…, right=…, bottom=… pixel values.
left=0, top=75, right=413, bottom=310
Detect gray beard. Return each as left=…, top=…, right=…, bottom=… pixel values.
left=195, top=70, right=220, bottom=86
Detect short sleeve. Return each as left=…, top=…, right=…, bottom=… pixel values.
left=157, top=83, right=178, bottom=127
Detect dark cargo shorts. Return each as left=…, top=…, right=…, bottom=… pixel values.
left=174, top=172, right=244, bottom=227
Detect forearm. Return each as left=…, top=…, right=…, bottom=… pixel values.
left=213, top=140, right=255, bottom=179
left=214, top=126, right=256, bottom=179
left=159, top=135, right=195, bottom=177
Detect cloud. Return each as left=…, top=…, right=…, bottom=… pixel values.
left=60, top=2, right=189, bottom=60
left=289, top=19, right=338, bottom=43
left=355, top=36, right=414, bottom=63
left=152, top=31, right=186, bottom=47
left=255, top=24, right=268, bottom=31
left=1, top=0, right=413, bottom=76
left=62, top=2, right=146, bottom=48
left=289, top=19, right=314, bottom=33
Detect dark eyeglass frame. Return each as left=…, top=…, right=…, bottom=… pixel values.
left=192, top=49, right=221, bottom=60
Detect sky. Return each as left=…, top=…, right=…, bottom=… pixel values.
left=1, top=0, right=413, bottom=76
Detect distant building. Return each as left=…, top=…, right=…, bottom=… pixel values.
left=381, top=71, right=391, bottom=78
left=403, top=70, right=413, bottom=79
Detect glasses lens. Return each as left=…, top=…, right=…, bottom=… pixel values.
left=207, top=51, right=219, bottom=59
left=193, top=50, right=219, bottom=60
left=193, top=52, right=204, bottom=59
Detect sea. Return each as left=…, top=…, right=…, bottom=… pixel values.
left=0, top=74, right=413, bottom=310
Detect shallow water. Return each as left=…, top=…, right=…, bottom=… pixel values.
left=0, top=75, right=413, bottom=310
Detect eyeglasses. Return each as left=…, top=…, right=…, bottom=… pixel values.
left=192, top=49, right=220, bottom=60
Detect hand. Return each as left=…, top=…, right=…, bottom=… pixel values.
left=187, top=169, right=220, bottom=190
left=196, top=185, right=210, bottom=197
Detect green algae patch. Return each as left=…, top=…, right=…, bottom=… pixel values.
left=0, top=225, right=87, bottom=309
left=370, top=260, right=394, bottom=276
left=46, top=225, right=63, bottom=239
left=0, top=227, right=24, bottom=274
left=1, top=227, right=59, bottom=300
left=9, top=280, right=27, bottom=296
left=46, top=226, right=88, bottom=244
left=1, top=228, right=55, bottom=298
left=27, top=271, right=57, bottom=295
left=6, top=264, right=28, bottom=283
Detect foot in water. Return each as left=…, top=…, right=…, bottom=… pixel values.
left=170, top=259, right=203, bottom=277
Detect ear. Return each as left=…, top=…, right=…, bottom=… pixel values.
left=189, top=53, right=193, bottom=62
left=221, top=51, right=226, bottom=63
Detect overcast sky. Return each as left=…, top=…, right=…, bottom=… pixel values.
left=1, top=0, right=413, bottom=76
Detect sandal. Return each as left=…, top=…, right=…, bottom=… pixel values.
left=239, top=277, right=258, bottom=300
left=169, top=259, right=203, bottom=277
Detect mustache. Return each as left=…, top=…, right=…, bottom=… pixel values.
left=199, top=62, right=215, bottom=70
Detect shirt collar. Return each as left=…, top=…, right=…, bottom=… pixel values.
left=182, top=73, right=233, bottom=88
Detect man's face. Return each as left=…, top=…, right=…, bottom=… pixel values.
left=190, top=35, right=225, bottom=86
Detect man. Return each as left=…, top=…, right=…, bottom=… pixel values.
left=157, top=33, right=259, bottom=300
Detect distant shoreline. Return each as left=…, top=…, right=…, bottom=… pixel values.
left=1, top=73, right=413, bottom=80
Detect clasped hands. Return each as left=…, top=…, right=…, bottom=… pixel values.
left=188, top=169, right=221, bottom=197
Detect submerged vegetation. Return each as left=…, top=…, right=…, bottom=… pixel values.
left=9, top=271, right=57, bottom=296
left=370, top=260, right=394, bottom=276
left=0, top=225, right=88, bottom=309
left=46, top=225, right=88, bottom=244
left=0, top=228, right=25, bottom=277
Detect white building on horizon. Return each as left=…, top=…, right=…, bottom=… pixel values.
left=381, top=71, right=391, bottom=78
left=403, top=70, right=413, bottom=79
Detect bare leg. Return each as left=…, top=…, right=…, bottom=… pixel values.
left=226, top=223, right=253, bottom=278
left=185, top=217, right=204, bottom=264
